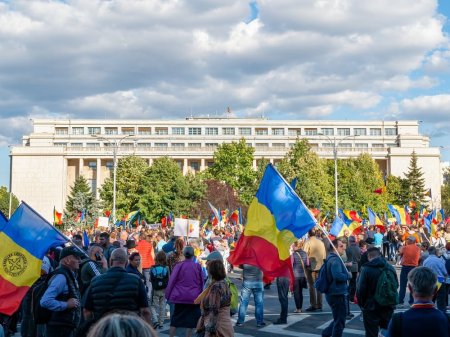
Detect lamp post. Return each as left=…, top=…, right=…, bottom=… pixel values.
left=92, top=134, right=133, bottom=224
left=319, top=133, right=359, bottom=218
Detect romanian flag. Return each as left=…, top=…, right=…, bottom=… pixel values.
left=367, top=208, right=385, bottom=232
left=330, top=216, right=347, bottom=237
left=228, top=164, right=317, bottom=278
left=424, top=188, right=432, bottom=198
left=349, top=221, right=363, bottom=235
left=125, top=210, right=140, bottom=227
left=388, top=204, right=406, bottom=225
left=229, top=209, right=240, bottom=225
left=373, top=186, right=386, bottom=194
left=53, top=207, right=63, bottom=225
left=405, top=206, right=412, bottom=225
left=0, top=203, right=68, bottom=315
left=343, top=209, right=363, bottom=223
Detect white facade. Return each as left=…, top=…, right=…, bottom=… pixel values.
left=10, top=118, right=442, bottom=222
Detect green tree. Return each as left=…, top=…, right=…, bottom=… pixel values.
left=209, top=138, right=257, bottom=204
left=441, top=167, right=450, bottom=213
left=0, top=186, right=19, bottom=218
left=404, top=151, right=426, bottom=206
left=99, top=155, right=148, bottom=220
left=64, top=176, right=100, bottom=227
left=138, top=157, right=205, bottom=222
left=386, top=175, right=410, bottom=206
left=277, top=139, right=334, bottom=212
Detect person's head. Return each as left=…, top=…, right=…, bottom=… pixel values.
left=207, top=259, right=226, bottom=281
left=128, top=252, right=141, bottom=269
left=407, top=266, right=437, bottom=301
left=155, top=251, right=167, bottom=266
left=99, top=232, right=110, bottom=247
left=406, top=236, right=416, bottom=245
left=365, top=237, right=374, bottom=246
left=332, top=239, right=345, bottom=255
left=367, top=247, right=381, bottom=261
left=359, top=240, right=367, bottom=249
left=87, top=312, right=157, bottom=337
left=427, top=246, right=437, bottom=256
left=72, top=234, right=83, bottom=248
left=59, top=246, right=84, bottom=271
left=120, top=231, right=128, bottom=241
left=139, top=232, right=147, bottom=241
left=294, top=239, right=304, bottom=250
left=110, top=248, right=127, bottom=267
left=376, top=227, right=381, bottom=233
left=88, top=245, right=104, bottom=261
left=174, top=238, right=185, bottom=255
left=308, top=228, right=316, bottom=237
left=157, top=232, right=165, bottom=241
left=183, top=246, right=195, bottom=259
left=348, top=236, right=356, bottom=245
left=343, top=229, right=349, bottom=237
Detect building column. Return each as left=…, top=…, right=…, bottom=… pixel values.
left=148, top=158, right=153, bottom=166
left=183, top=158, right=188, bottom=175
left=253, top=159, right=257, bottom=170
left=200, top=158, right=205, bottom=171
left=269, top=158, right=274, bottom=164
left=78, top=158, right=83, bottom=178
left=96, top=158, right=101, bottom=199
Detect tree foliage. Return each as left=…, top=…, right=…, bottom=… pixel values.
left=442, top=167, right=450, bottom=213
left=208, top=138, right=257, bottom=204
left=404, top=151, right=426, bottom=205
left=0, top=186, right=19, bottom=219
left=386, top=175, right=410, bottom=207
left=64, top=176, right=100, bottom=227
left=277, top=139, right=334, bottom=212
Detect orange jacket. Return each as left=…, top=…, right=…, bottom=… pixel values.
left=136, top=239, right=155, bottom=269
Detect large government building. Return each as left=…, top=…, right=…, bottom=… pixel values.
left=10, top=118, right=442, bottom=222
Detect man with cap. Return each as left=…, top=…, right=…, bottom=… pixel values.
left=397, top=235, right=421, bottom=308
left=202, top=251, right=223, bottom=287
left=40, top=246, right=84, bottom=337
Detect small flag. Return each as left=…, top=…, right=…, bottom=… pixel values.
left=373, top=187, right=386, bottom=194
left=424, top=188, right=432, bottom=198
left=53, top=207, right=63, bottom=226
left=83, top=230, right=90, bottom=249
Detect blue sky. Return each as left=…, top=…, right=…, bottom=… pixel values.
left=1, top=0, right=450, bottom=187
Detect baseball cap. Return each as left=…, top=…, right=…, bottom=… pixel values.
left=407, top=235, right=417, bottom=242
left=202, top=251, right=223, bottom=262
left=183, top=246, right=194, bottom=258
left=59, top=246, right=84, bottom=260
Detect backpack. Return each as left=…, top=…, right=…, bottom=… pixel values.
left=225, top=278, right=239, bottom=316
left=31, top=270, right=69, bottom=324
left=374, top=266, right=399, bottom=306
left=314, top=258, right=330, bottom=294
left=150, top=265, right=169, bottom=291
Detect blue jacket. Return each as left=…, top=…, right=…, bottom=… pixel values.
left=327, top=253, right=349, bottom=296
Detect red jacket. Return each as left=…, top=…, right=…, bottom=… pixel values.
left=136, top=239, right=154, bottom=269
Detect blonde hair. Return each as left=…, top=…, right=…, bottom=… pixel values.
left=87, top=312, right=157, bottom=337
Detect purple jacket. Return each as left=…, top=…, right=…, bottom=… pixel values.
left=165, top=259, right=204, bottom=304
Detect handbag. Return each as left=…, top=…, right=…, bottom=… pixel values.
left=295, top=252, right=309, bottom=289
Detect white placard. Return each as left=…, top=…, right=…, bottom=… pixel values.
left=187, top=219, right=200, bottom=238
left=174, top=218, right=188, bottom=236
left=98, top=216, right=109, bottom=228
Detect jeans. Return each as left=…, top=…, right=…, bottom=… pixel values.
left=237, top=280, right=264, bottom=325
left=143, top=268, right=152, bottom=294
left=276, top=277, right=289, bottom=322
left=306, top=269, right=322, bottom=309
left=293, top=277, right=305, bottom=310
left=388, top=243, right=396, bottom=261
left=399, top=265, right=415, bottom=304
left=322, top=294, right=346, bottom=337
left=362, top=308, right=393, bottom=337
left=348, top=272, right=358, bottom=301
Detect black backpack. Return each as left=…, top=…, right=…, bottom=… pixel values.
left=31, top=270, right=69, bottom=324
left=150, top=265, right=169, bottom=291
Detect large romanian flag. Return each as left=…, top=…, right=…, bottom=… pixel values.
left=388, top=204, right=406, bottom=225
left=0, top=203, right=68, bottom=315
left=228, top=164, right=317, bottom=278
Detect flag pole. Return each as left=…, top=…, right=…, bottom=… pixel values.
left=21, top=201, right=89, bottom=258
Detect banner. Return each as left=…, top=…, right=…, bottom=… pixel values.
left=174, top=218, right=200, bottom=237
left=97, top=216, right=109, bottom=228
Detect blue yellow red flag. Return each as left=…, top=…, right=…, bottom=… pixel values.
left=388, top=204, right=406, bottom=224
left=228, top=164, right=317, bottom=278
left=330, top=216, right=346, bottom=237
left=0, top=202, right=68, bottom=315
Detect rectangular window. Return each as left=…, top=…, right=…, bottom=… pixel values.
left=255, top=143, right=269, bottom=147
left=255, top=128, right=268, bottom=135
left=372, top=143, right=384, bottom=148
left=322, top=143, right=333, bottom=148
left=205, top=127, right=218, bottom=135
left=272, top=143, right=285, bottom=147
left=137, top=143, right=151, bottom=147
left=172, top=143, right=185, bottom=148
left=106, top=161, right=114, bottom=169
left=385, top=128, right=397, bottom=136
left=288, top=128, right=301, bottom=136
left=188, top=127, right=202, bottom=135
left=337, top=128, right=350, bottom=136
left=86, top=142, right=100, bottom=148
left=370, top=128, right=382, bottom=136
left=188, top=143, right=202, bottom=148
left=54, top=142, right=67, bottom=147
left=355, top=143, right=369, bottom=148
left=155, top=127, right=168, bottom=135
left=172, top=127, right=185, bottom=135
left=138, top=127, right=151, bottom=135
left=305, top=128, right=318, bottom=136
left=338, top=143, right=352, bottom=148
left=70, top=143, right=82, bottom=147
left=55, top=127, right=68, bottom=135
left=121, top=127, right=135, bottom=135
left=354, top=128, right=367, bottom=136
left=72, top=127, right=84, bottom=135
left=222, top=127, right=235, bottom=135
left=190, top=162, right=200, bottom=171
left=88, top=161, right=97, bottom=169
left=321, top=128, right=334, bottom=136
left=88, top=127, right=101, bottom=135
left=272, top=128, right=285, bottom=136
left=120, top=143, right=134, bottom=148
left=238, top=127, right=252, bottom=136
left=205, top=143, right=218, bottom=148
left=387, top=143, right=398, bottom=148
left=154, top=143, right=168, bottom=148
left=105, top=128, right=118, bottom=135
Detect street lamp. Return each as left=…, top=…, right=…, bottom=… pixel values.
left=92, top=134, right=133, bottom=224
left=318, top=133, right=359, bottom=218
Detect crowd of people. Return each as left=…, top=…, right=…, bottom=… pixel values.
left=1, top=219, right=450, bottom=337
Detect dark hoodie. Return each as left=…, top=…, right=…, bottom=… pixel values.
left=356, top=256, right=397, bottom=310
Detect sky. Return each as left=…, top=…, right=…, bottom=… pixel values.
left=1, top=0, right=450, bottom=187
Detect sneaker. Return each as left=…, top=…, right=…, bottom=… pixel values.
left=235, top=322, right=243, bottom=327
left=305, top=306, right=316, bottom=312
left=273, top=320, right=287, bottom=325
left=256, top=322, right=266, bottom=327
left=293, top=309, right=302, bottom=313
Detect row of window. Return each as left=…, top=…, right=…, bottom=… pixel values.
left=54, top=142, right=397, bottom=149
left=55, top=126, right=397, bottom=137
